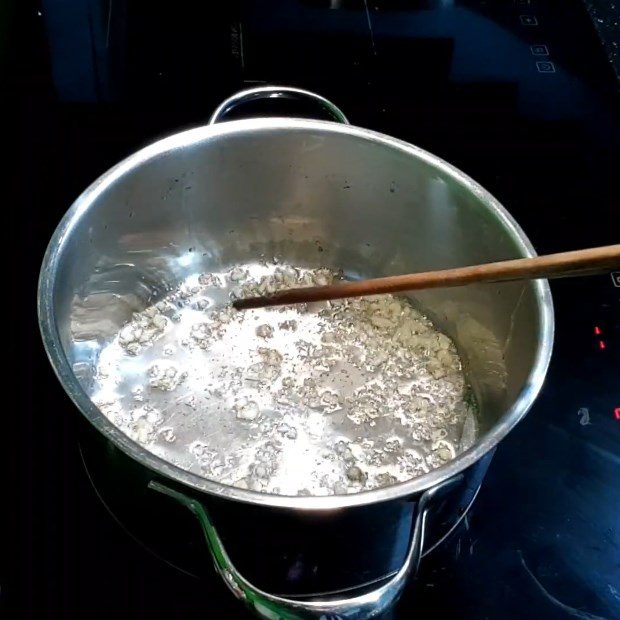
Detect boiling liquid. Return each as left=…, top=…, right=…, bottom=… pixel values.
left=91, top=262, right=477, bottom=496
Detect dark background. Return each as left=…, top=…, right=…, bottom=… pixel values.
left=5, top=1, right=620, bottom=618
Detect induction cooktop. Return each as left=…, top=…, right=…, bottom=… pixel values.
left=9, top=1, right=619, bottom=618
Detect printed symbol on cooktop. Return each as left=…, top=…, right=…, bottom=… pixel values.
left=536, top=61, right=556, bottom=73
left=531, top=44, right=549, bottom=56
left=520, top=15, right=538, bottom=26
left=515, top=0, right=532, bottom=5
left=612, top=272, right=620, bottom=287
left=577, top=407, right=591, bottom=426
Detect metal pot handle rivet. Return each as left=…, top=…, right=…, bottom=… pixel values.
left=208, top=86, right=350, bottom=126
left=149, top=477, right=461, bottom=620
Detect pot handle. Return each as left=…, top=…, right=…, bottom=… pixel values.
left=149, top=477, right=460, bottom=620
left=208, top=86, right=350, bottom=125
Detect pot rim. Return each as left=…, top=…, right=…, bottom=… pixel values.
left=38, top=117, right=554, bottom=510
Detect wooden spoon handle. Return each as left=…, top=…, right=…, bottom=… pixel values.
left=233, top=244, right=620, bottom=310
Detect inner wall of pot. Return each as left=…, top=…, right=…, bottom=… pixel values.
left=55, top=124, right=543, bottom=450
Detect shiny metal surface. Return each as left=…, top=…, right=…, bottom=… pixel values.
left=77, top=414, right=494, bottom=601
left=38, top=92, right=554, bottom=512
left=149, top=476, right=460, bottom=620
left=209, top=85, right=350, bottom=125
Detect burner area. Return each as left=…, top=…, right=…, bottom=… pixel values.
left=78, top=421, right=489, bottom=595
left=10, top=1, right=619, bottom=619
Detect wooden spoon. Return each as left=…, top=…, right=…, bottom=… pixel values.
left=232, top=244, right=620, bottom=310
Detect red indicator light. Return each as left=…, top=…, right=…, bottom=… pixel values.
left=594, top=326, right=602, bottom=335
left=599, top=341, right=606, bottom=350
left=615, top=408, right=620, bottom=421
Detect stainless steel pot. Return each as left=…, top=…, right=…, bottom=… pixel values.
left=38, top=86, right=554, bottom=619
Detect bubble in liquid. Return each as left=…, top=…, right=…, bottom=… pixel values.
left=132, top=386, right=145, bottom=402
left=320, top=390, right=341, bottom=412
left=159, top=427, right=176, bottom=443
left=198, top=273, right=222, bottom=287
left=375, top=473, right=397, bottom=487
left=190, top=441, right=216, bottom=461
left=147, top=361, right=186, bottom=391
left=277, top=423, right=298, bottom=440
left=235, top=398, right=259, bottom=421
left=255, top=324, right=274, bottom=339
left=346, top=466, right=366, bottom=483
left=229, top=266, right=247, bottom=282
left=278, top=320, right=298, bottom=332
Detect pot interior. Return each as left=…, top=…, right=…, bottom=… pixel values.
left=42, top=120, right=551, bottom=498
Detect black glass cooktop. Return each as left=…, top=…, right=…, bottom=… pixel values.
left=9, top=1, right=619, bottom=618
